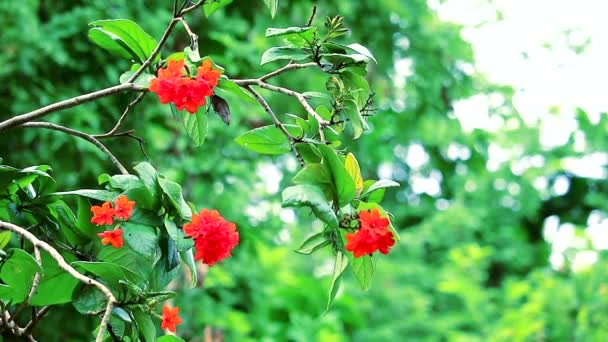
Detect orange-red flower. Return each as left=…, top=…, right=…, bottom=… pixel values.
left=149, top=58, right=221, bottom=114
left=196, top=60, right=221, bottom=87
left=90, top=202, right=115, bottom=226
left=160, top=305, right=183, bottom=333
left=183, top=209, right=239, bottom=266
left=345, top=209, right=395, bottom=258
left=113, top=195, right=135, bottom=220
left=97, top=228, right=124, bottom=248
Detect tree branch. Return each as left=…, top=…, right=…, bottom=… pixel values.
left=0, top=83, right=146, bottom=132
left=259, top=62, right=317, bottom=81
left=234, top=78, right=328, bottom=142
left=0, top=220, right=117, bottom=342
left=19, top=122, right=129, bottom=175
left=244, top=86, right=305, bottom=167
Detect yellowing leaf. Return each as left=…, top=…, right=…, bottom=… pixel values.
left=345, top=153, right=364, bottom=196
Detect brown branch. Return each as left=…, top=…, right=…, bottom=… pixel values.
left=259, top=62, right=317, bottom=82
left=244, top=86, right=305, bottom=167
left=0, top=83, right=146, bottom=132
left=97, top=129, right=150, bottom=161
left=0, top=220, right=117, bottom=342
left=19, top=122, right=129, bottom=175
left=234, top=79, right=328, bottom=142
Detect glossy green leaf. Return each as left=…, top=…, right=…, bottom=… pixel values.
left=177, top=106, right=208, bottom=147
left=282, top=184, right=338, bottom=228
left=89, top=19, right=159, bottom=63
left=343, top=99, right=368, bottom=139
left=0, top=249, right=42, bottom=303
left=318, top=145, right=357, bottom=207
left=261, top=47, right=310, bottom=65
left=347, top=43, right=377, bottom=63
left=348, top=253, right=374, bottom=291
left=121, top=221, right=159, bottom=258
left=215, top=78, right=257, bottom=103
left=157, top=336, right=185, bottom=342
left=73, top=285, right=106, bottom=315
left=180, top=249, right=198, bottom=288
left=292, top=163, right=332, bottom=186
left=326, top=251, right=348, bottom=312
left=158, top=178, right=192, bottom=219
left=132, top=309, right=156, bottom=342
left=265, top=27, right=314, bottom=38
left=51, top=189, right=117, bottom=202
left=119, top=71, right=155, bottom=87
left=30, top=251, right=79, bottom=306
left=164, top=217, right=193, bottom=252
left=72, top=261, right=144, bottom=288
left=235, top=124, right=301, bottom=155
left=295, top=232, right=331, bottom=255
left=360, top=179, right=400, bottom=198
left=133, top=162, right=161, bottom=208
left=0, top=231, right=11, bottom=249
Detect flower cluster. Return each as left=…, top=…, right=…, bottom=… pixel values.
left=149, top=58, right=221, bottom=114
left=345, top=208, right=395, bottom=258
left=90, top=195, right=135, bottom=249
left=182, top=209, right=239, bottom=266
left=160, top=305, right=182, bottom=333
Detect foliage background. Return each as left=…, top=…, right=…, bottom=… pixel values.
left=1, top=0, right=607, bottom=341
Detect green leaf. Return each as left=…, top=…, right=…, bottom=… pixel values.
left=263, top=0, right=279, bottom=17
left=113, top=307, right=132, bottom=322
left=88, top=28, right=136, bottom=60
left=51, top=189, right=117, bottom=202
left=203, top=0, right=233, bottom=16
left=89, top=19, right=159, bottom=63
left=348, top=254, right=374, bottom=291
left=132, top=309, right=156, bottom=342
left=119, top=71, right=155, bottom=87
left=215, top=78, right=257, bottom=103
left=265, top=27, right=314, bottom=38
left=343, top=99, right=367, bottom=139
left=341, top=70, right=371, bottom=109
left=345, top=153, right=364, bottom=195
left=76, top=197, right=99, bottom=238
left=98, top=247, right=152, bottom=281
left=360, top=179, right=400, bottom=198
left=0, top=249, right=42, bottom=303
left=48, top=200, right=87, bottom=246
left=73, top=285, right=107, bottom=315
left=121, top=221, right=159, bottom=258
left=72, top=261, right=144, bottom=289
left=326, top=251, right=348, bottom=312
left=292, top=163, right=332, bottom=186
left=0, top=231, right=11, bottom=249
left=295, top=232, right=331, bottom=255
left=261, top=47, right=310, bottom=65
left=282, top=185, right=338, bottom=228
left=318, top=145, right=357, bottom=207
left=164, top=217, right=193, bottom=252
left=133, top=162, right=161, bottom=208
left=158, top=178, right=192, bottom=219
left=171, top=104, right=208, bottom=147
left=346, top=43, right=377, bottom=63
left=235, top=124, right=301, bottom=155
left=180, top=249, right=198, bottom=288
left=30, top=251, right=79, bottom=306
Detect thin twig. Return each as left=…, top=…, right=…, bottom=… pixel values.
left=94, top=93, right=146, bottom=138
left=181, top=0, right=207, bottom=15
left=234, top=79, right=328, bottom=142
left=259, top=62, right=317, bottom=82
left=126, top=18, right=179, bottom=84
left=306, top=5, right=317, bottom=27
left=23, top=306, right=51, bottom=335
left=0, top=83, right=145, bottom=132
left=0, top=221, right=117, bottom=342
left=97, top=130, right=150, bottom=161
left=19, top=122, right=129, bottom=175
left=245, top=86, right=305, bottom=167
left=177, top=17, right=198, bottom=50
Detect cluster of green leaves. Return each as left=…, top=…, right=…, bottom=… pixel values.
left=0, top=160, right=198, bottom=341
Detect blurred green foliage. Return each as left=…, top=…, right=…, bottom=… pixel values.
left=1, top=0, right=607, bottom=341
